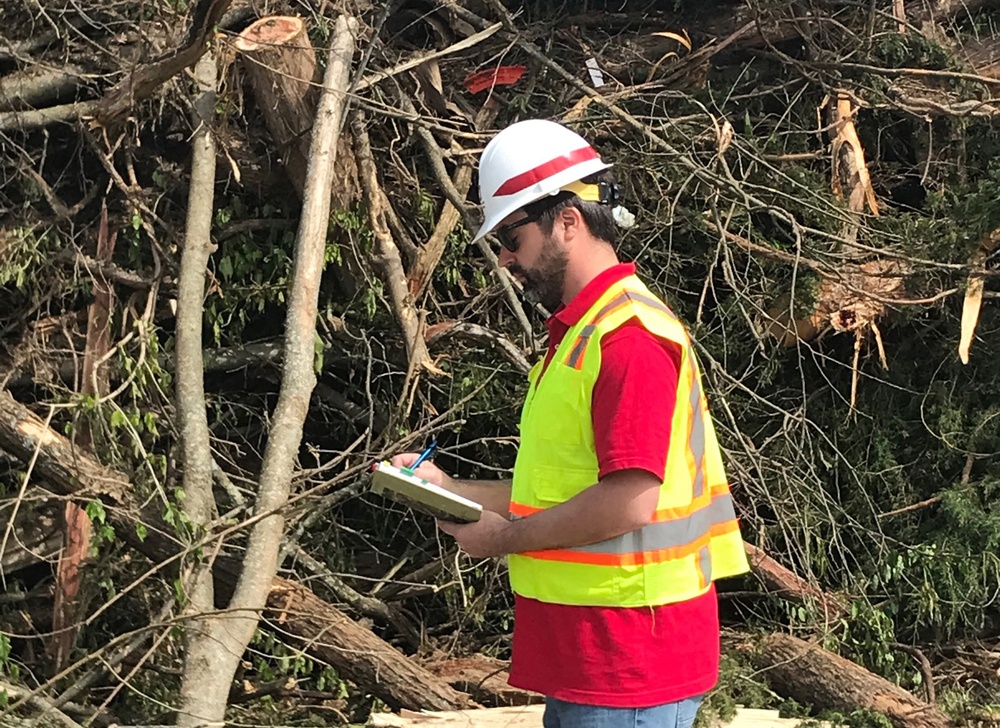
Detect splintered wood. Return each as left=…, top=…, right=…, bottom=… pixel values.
left=958, top=226, right=1000, bottom=364
left=763, top=90, right=909, bottom=410
left=369, top=706, right=841, bottom=727
left=828, top=91, right=879, bottom=222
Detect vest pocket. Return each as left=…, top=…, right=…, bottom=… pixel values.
left=529, top=464, right=599, bottom=506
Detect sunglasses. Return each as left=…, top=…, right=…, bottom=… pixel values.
left=494, top=213, right=540, bottom=253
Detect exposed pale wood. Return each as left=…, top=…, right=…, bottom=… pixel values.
left=756, top=633, right=956, bottom=728
left=52, top=203, right=117, bottom=670
left=958, top=226, right=1000, bottom=363
left=828, top=91, right=879, bottom=222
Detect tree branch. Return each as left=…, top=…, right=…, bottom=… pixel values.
left=351, top=110, right=438, bottom=374
left=397, top=92, right=533, bottom=343
left=91, top=0, right=233, bottom=127
left=426, top=321, right=530, bottom=374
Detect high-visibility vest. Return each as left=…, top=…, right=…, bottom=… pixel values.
left=508, top=275, right=750, bottom=607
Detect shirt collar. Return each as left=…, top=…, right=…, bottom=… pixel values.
left=548, top=262, right=637, bottom=330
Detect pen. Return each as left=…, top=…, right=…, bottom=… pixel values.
left=410, top=439, right=438, bottom=470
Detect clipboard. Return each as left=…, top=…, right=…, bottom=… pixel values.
left=370, top=461, right=483, bottom=523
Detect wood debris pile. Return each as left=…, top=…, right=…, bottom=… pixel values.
left=0, top=1, right=998, bottom=726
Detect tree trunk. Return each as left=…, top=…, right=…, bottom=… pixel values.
left=234, top=15, right=358, bottom=212
left=266, top=579, right=475, bottom=710
left=755, top=633, right=955, bottom=728
left=0, top=392, right=472, bottom=712
left=743, top=543, right=848, bottom=621
left=173, top=50, right=225, bottom=728
left=176, top=16, right=361, bottom=726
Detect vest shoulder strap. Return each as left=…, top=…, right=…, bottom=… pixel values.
left=562, top=275, right=690, bottom=369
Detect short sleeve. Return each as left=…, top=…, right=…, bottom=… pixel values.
left=592, top=320, right=681, bottom=481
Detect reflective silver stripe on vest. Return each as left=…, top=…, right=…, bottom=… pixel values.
left=592, top=290, right=674, bottom=324
left=698, top=545, right=712, bottom=583
left=566, top=324, right=597, bottom=368
left=622, top=290, right=673, bottom=318
left=566, top=290, right=675, bottom=368
left=689, top=374, right=706, bottom=499
left=567, top=493, right=738, bottom=556
left=590, top=292, right=631, bottom=324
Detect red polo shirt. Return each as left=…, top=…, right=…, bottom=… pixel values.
left=507, top=263, right=720, bottom=707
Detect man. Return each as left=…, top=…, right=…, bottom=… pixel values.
left=392, top=119, right=750, bottom=728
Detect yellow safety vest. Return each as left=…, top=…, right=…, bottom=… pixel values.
left=508, top=275, right=750, bottom=607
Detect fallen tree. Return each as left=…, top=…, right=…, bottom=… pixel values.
left=754, top=633, right=956, bottom=728
left=0, top=389, right=473, bottom=712
left=3, top=0, right=1000, bottom=724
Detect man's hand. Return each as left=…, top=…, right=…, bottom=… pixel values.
left=437, top=511, right=512, bottom=558
left=390, top=452, right=452, bottom=489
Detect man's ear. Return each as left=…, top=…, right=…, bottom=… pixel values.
left=558, top=205, right=584, bottom=241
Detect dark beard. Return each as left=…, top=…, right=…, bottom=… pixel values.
left=511, top=239, right=567, bottom=311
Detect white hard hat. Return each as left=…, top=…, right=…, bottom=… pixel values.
left=473, top=119, right=612, bottom=242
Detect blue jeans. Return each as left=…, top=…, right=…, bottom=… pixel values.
left=542, top=695, right=703, bottom=728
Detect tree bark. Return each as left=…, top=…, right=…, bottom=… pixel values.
left=175, top=16, right=361, bottom=726
left=424, top=655, right=542, bottom=707
left=0, top=65, right=85, bottom=112
left=352, top=112, right=437, bottom=374
left=743, top=543, right=848, bottom=621
left=755, top=633, right=956, bottom=728
left=266, top=579, right=474, bottom=710
left=174, top=50, right=224, bottom=728
left=234, top=15, right=358, bottom=212
left=0, top=389, right=473, bottom=712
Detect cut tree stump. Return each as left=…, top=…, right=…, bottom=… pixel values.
left=755, top=633, right=956, bottom=728
left=234, top=15, right=358, bottom=211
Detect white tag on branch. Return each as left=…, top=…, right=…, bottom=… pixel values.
left=613, top=205, right=636, bottom=228
left=585, top=57, right=605, bottom=88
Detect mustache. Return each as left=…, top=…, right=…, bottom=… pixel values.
left=508, top=264, right=528, bottom=278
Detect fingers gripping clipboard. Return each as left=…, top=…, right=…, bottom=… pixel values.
left=370, top=462, right=482, bottom=523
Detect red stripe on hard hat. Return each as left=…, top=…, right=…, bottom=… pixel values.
left=493, top=146, right=600, bottom=197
